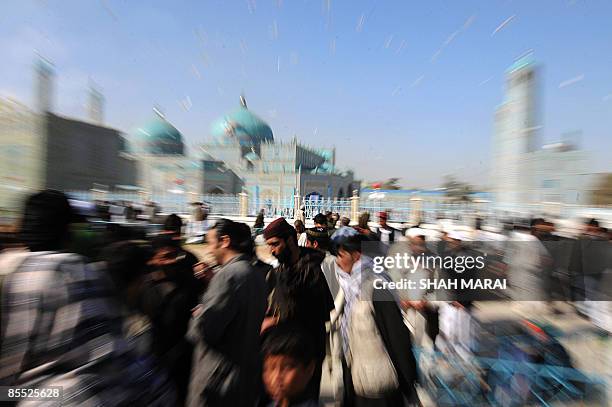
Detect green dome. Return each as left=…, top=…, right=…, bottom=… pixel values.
left=134, top=115, right=184, bottom=155
left=211, top=98, right=273, bottom=146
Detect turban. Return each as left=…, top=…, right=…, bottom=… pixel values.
left=263, top=217, right=295, bottom=240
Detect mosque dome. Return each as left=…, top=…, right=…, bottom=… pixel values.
left=134, top=110, right=184, bottom=155
left=211, top=96, right=273, bottom=146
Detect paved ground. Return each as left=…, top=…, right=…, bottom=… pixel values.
left=472, top=302, right=611, bottom=406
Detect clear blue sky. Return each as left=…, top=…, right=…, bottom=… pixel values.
left=1, top=0, right=611, bottom=188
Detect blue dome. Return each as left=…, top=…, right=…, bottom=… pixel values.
left=319, top=162, right=332, bottom=172
left=134, top=115, right=184, bottom=155
left=211, top=101, right=273, bottom=146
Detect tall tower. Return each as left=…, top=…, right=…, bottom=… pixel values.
left=34, top=54, right=55, bottom=113
left=88, top=82, right=105, bottom=124
left=492, top=53, right=540, bottom=206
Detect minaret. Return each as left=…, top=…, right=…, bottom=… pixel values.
left=87, top=81, right=105, bottom=124
left=34, top=53, right=55, bottom=113
left=492, top=51, right=540, bottom=205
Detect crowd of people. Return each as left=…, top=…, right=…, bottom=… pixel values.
left=0, top=189, right=610, bottom=406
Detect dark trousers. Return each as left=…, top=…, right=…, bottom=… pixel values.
left=422, top=306, right=439, bottom=345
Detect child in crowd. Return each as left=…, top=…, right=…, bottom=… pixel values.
left=262, top=324, right=320, bottom=407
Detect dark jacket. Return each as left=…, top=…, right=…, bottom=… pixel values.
left=375, top=226, right=398, bottom=244
left=266, top=247, right=334, bottom=361
left=187, top=254, right=267, bottom=407
left=265, top=248, right=334, bottom=402
left=440, top=247, right=479, bottom=308
left=139, top=251, right=202, bottom=404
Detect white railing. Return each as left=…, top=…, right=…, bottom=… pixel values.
left=63, top=190, right=612, bottom=225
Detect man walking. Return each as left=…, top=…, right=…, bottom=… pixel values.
left=304, top=226, right=339, bottom=298
left=187, top=219, right=267, bottom=407
left=375, top=211, right=399, bottom=246
left=263, top=218, right=334, bottom=402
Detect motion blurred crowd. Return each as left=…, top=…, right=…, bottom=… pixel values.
left=0, top=189, right=609, bottom=406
